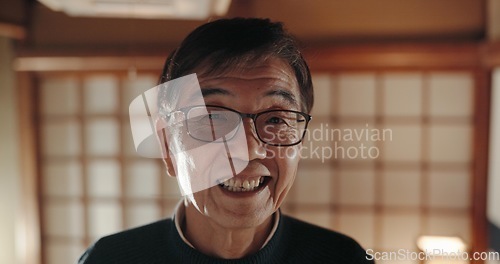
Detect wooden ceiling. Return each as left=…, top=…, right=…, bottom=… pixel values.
left=1, top=0, right=486, bottom=54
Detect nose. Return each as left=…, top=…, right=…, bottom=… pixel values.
left=242, top=118, right=266, bottom=160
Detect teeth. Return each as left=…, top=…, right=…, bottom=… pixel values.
left=219, top=176, right=266, bottom=192
left=242, top=180, right=248, bottom=189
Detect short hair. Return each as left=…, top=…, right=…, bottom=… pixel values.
left=159, top=18, right=314, bottom=113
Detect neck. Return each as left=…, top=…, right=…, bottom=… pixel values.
left=183, top=203, right=273, bottom=259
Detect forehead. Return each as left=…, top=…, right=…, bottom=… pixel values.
left=194, top=58, right=301, bottom=107
left=197, top=56, right=296, bottom=81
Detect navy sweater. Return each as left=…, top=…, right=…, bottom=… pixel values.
left=79, top=215, right=373, bottom=264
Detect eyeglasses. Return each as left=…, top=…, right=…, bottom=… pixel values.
left=166, top=105, right=312, bottom=146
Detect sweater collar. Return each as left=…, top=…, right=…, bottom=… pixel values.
left=173, top=199, right=281, bottom=250
left=167, top=202, right=289, bottom=263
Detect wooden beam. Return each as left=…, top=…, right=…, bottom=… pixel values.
left=471, top=70, right=491, bottom=264
left=13, top=56, right=165, bottom=72
left=17, top=72, right=41, bottom=264
left=304, top=43, right=481, bottom=71
left=13, top=43, right=485, bottom=72
left=0, top=22, right=25, bottom=39
left=482, top=41, right=500, bottom=67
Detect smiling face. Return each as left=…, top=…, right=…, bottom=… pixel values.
left=165, top=57, right=304, bottom=229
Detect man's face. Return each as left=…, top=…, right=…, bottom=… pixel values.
left=168, top=57, right=303, bottom=228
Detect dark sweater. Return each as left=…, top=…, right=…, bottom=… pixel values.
left=78, top=215, right=373, bottom=264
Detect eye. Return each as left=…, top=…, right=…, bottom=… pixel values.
left=266, top=116, right=285, bottom=124
left=208, top=113, right=223, bottom=120
left=195, top=112, right=229, bottom=125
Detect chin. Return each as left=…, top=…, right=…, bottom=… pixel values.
left=205, top=191, right=274, bottom=227
left=215, top=210, right=271, bottom=229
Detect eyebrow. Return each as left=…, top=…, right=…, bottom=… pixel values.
left=201, top=88, right=234, bottom=98
left=265, top=89, right=298, bottom=107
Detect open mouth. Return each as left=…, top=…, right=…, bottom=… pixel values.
left=218, top=176, right=271, bottom=192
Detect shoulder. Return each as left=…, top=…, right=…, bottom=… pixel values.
left=78, top=218, right=173, bottom=264
left=281, top=215, right=373, bottom=263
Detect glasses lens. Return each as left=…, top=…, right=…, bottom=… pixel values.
left=256, top=111, right=307, bottom=145
left=186, top=106, right=241, bottom=142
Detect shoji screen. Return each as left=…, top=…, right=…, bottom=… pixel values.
left=37, top=73, right=181, bottom=264
left=35, top=69, right=477, bottom=264
left=282, top=71, right=473, bottom=260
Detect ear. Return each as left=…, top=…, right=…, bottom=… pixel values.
left=155, top=119, right=176, bottom=178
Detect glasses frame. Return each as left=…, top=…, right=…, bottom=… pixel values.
left=167, top=105, right=312, bottom=147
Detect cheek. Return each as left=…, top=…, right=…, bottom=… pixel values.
left=279, top=145, right=301, bottom=165
left=273, top=146, right=301, bottom=184
left=170, top=136, right=238, bottom=195
left=269, top=146, right=301, bottom=209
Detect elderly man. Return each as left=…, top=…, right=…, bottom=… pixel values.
left=79, top=18, right=371, bottom=263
